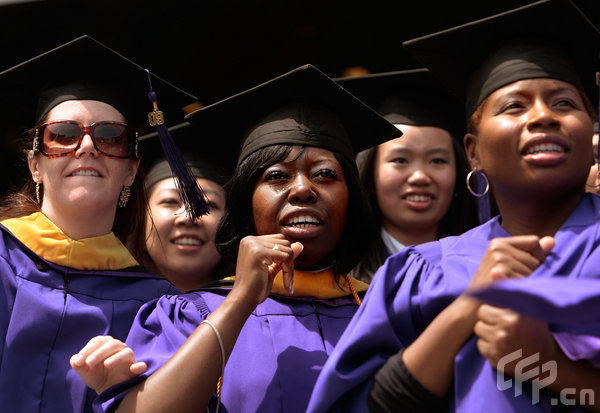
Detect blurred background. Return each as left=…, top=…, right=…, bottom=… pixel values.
left=2, top=0, right=599, bottom=106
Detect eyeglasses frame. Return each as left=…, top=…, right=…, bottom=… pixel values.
left=33, top=119, right=139, bottom=159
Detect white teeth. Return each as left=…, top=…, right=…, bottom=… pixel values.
left=71, top=170, right=99, bottom=177
left=173, top=237, right=202, bottom=246
left=525, top=143, right=565, bottom=154
left=285, top=215, right=321, bottom=226
left=406, top=195, right=431, bottom=202
left=289, top=223, right=318, bottom=228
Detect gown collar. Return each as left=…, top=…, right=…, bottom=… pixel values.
left=1, top=212, right=139, bottom=270
left=270, top=267, right=368, bottom=299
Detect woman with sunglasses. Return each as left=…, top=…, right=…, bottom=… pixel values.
left=308, top=1, right=600, bottom=411
left=0, top=35, right=197, bottom=413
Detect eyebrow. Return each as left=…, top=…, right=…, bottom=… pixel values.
left=202, top=189, right=225, bottom=200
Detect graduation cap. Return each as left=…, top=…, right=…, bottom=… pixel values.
left=184, top=64, right=402, bottom=166
left=335, top=68, right=466, bottom=140
left=140, top=121, right=232, bottom=190
left=403, top=0, right=600, bottom=119
left=0, top=35, right=196, bottom=132
left=0, top=34, right=209, bottom=218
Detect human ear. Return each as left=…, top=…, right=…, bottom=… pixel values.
left=463, top=133, right=481, bottom=171
left=124, top=159, right=140, bottom=187
left=27, top=150, right=42, bottom=183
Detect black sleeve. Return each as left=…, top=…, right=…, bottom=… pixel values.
left=367, top=350, right=449, bottom=413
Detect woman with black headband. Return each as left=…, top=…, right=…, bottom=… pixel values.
left=308, top=0, right=600, bottom=411
left=0, top=35, right=198, bottom=413
left=75, top=64, right=401, bottom=413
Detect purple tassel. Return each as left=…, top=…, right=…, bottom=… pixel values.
left=146, top=70, right=209, bottom=220
left=476, top=173, right=492, bottom=223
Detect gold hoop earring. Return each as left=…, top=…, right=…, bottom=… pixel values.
left=118, top=186, right=131, bottom=208
left=466, top=169, right=489, bottom=197
left=35, top=182, right=42, bottom=204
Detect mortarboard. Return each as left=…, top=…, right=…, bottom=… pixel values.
left=0, top=34, right=209, bottom=217
left=0, top=35, right=196, bottom=133
left=184, top=64, right=402, bottom=167
left=335, top=68, right=466, bottom=140
left=403, top=0, right=600, bottom=119
left=140, top=122, right=232, bottom=190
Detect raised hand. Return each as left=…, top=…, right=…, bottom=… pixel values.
left=230, top=234, right=303, bottom=307
left=468, top=235, right=555, bottom=291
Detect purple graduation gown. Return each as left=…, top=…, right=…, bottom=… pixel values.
left=471, top=277, right=600, bottom=368
left=99, top=275, right=362, bottom=413
left=0, top=216, right=177, bottom=413
left=307, top=193, right=600, bottom=413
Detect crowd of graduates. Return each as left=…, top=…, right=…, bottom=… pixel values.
left=0, top=0, right=599, bottom=412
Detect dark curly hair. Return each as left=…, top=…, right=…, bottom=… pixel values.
left=215, top=144, right=377, bottom=278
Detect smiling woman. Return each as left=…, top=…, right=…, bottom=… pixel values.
left=140, top=122, right=233, bottom=291
left=307, top=1, right=600, bottom=412
left=337, top=69, right=479, bottom=282
left=85, top=64, right=401, bottom=413
left=0, top=35, right=198, bottom=412
left=29, top=100, right=138, bottom=240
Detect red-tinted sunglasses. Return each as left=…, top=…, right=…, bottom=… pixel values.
left=34, top=120, right=138, bottom=159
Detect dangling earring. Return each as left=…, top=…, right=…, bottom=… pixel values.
left=466, top=169, right=489, bottom=197
left=35, top=181, right=42, bottom=204
left=118, top=185, right=131, bottom=208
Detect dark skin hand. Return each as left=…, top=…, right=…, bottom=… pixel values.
left=475, top=304, right=600, bottom=412
left=402, top=235, right=555, bottom=398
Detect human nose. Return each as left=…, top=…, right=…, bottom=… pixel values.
left=526, top=99, right=560, bottom=131
left=75, top=132, right=99, bottom=158
left=174, top=207, right=202, bottom=225
left=406, top=167, right=431, bottom=185
left=288, top=174, right=317, bottom=203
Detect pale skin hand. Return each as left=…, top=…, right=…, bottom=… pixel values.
left=475, top=305, right=600, bottom=412
left=401, top=235, right=555, bottom=398
left=70, top=336, right=148, bottom=395
left=71, top=234, right=302, bottom=404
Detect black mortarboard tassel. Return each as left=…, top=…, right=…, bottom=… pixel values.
left=146, top=70, right=209, bottom=219
left=141, top=122, right=232, bottom=190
